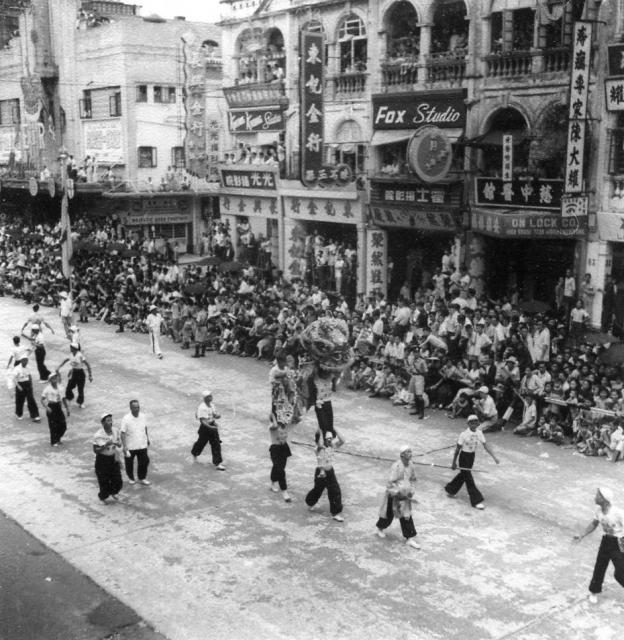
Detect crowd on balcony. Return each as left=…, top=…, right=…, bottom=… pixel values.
left=1, top=217, right=621, bottom=463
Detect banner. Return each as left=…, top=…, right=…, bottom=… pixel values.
left=60, top=191, right=73, bottom=278
left=474, top=177, right=563, bottom=210
left=219, top=167, right=279, bottom=190
left=300, top=30, right=324, bottom=186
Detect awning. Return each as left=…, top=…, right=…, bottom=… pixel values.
left=370, top=130, right=413, bottom=146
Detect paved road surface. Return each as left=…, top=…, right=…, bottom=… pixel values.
left=0, top=297, right=622, bottom=640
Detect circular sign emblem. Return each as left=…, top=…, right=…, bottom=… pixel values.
left=47, top=177, right=56, bottom=198
left=66, top=178, right=74, bottom=199
left=407, top=126, right=453, bottom=183
left=28, top=177, right=38, bottom=196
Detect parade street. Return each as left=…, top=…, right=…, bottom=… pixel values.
left=0, top=297, right=622, bottom=640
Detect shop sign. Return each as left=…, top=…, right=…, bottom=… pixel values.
left=565, top=21, right=592, bottom=194
left=219, top=167, right=278, bottom=190
left=605, top=78, right=624, bottom=111
left=83, top=120, right=124, bottom=165
left=223, top=84, right=287, bottom=109
left=608, top=44, right=624, bottom=77
left=372, top=181, right=455, bottom=205
left=129, top=197, right=190, bottom=214
left=471, top=209, right=587, bottom=238
left=285, top=196, right=358, bottom=223
left=122, top=212, right=193, bottom=225
left=502, top=135, right=513, bottom=182
left=228, top=107, right=285, bottom=133
left=366, top=228, right=388, bottom=297
left=561, top=194, right=588, bottom=218
left=475, top=177, right=563, bottom=210
left=372, top=89, right=466, bottom=131
left=406, top=126, right=453, bottom=183
left=220, top=195, right=279, bottom=218
left=369, top=206, right=459, bottom=231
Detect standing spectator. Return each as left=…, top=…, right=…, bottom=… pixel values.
left=14, top=356, right=41, bottom=422
left=601, top=276, right=616, bottom=333
left=40, top=371, right=69, bottom=446
left=581, top=273, right=595, bottom=321
left=375, top=445, right=421, bottom=549
left=120, top=399, right=151, bottom=485
left=59, top=291, right=74, bottom=339
left=305, top=430, right=345, bottom=522
left=563, top=269, right=576, bottom=318
left=92, top=412, right=123, bottom=503
left=569, top=300, right=590, bottom=345
left=145, top=305, right=165, bottom=359
left=191, top=390, right=226, bottom=470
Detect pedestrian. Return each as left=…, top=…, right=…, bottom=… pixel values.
left=93, top=412, right=123, bottom=503
left=305, top=429, right=345, bottom=522
left=375, top=445, right=421, bottom=549
left=59, top=291, right=74, bottom=339
left=145, top=305, right=164, bottom=359
left=120, top=399, right=151, bottom=485
left=445, top=414, right=500, bottom=509
left=40, top=371, right=69, bottom=446
left=20, top=303, right=55, bottom=335
left=23, top=325, right=51, bottom=382
left=191, top=390, right=226, bottom=470
left=57, top=343, right=92, bottom=409
left=574, top=487, right=624, bottom=604
left=14, top=356, right=41, bottom=422
left=268, top=413, right=291, bottom=502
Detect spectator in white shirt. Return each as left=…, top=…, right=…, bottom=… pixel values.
left=120, top=399, right=151, bottom=485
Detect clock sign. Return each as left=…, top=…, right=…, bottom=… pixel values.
left=407, top=126, right=453, bottom=183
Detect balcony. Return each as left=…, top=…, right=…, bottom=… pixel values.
left=542, top=46, right=570, bottom=73
left=484, top=50, right=533, bottom=78
left=425, top=49, right=466, bottom=85
left=380, top=59, right=419, bottom=92
left=326, top=72, right=367, bottom=99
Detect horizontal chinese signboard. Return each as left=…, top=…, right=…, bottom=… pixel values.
left=223, top=83, right=287, bottom=109
left=372, top=89, right=466, bottom=130
left=219, top=167, right=279, bottom=190
left=285, top=196, right=358, bottom=224
left=474, top=177, right=563, bottom=210
left=369, top=206, right=459, bottom=231
left=471, top=209, right=587, bottom=239
left=228, top=107, right=285, bottom=133
left=220, top=195, right=278, bottom=218
left=605, top=78, right=624, bottom=111
left=608, top=44, right=624, bottom=77
left=371, top=180, right=461, bottom=206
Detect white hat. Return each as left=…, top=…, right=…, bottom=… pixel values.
left=478, top=386, right=489, bottom=394
left=149, top=305, right=157, bottom=311
left=70, top=325, right=77, bottom=331
left=70, top=342, right=79, bottom=349
left=100, top=412, right=112, bottom=421
left=598, top=487, right=614, bottom=503
left=59, top=291, right=67, bottom=298
left=467, top=414, right=480, bottom=423
left=399, top=444, right=411, bottom=453
left=203, top=389, right=212, bottom=397
left=31, top=324, right=40, bottom=330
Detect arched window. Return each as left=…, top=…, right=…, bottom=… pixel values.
left=530, top=104, right=567, bottom=178
left=332, top=120, right=366, bottom=174
left=431, top=0, right=468, bottom=55
left=478, top=108, right=530, bottom=176
left=385, top=1, right=420, bottom=62
left=236, top=27, right=263, bottom=83
left=337, top=15, right=367, bottom=73
left=236, top=27, right=285, bottom=85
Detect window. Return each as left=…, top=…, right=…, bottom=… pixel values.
left=331, top=120, right=365, bottom=174
left=136, top=85, right=147, bottom=102
left=490, top=12, right=503, bottom=53
left=79, top=92, right=92, bottom=119
left=138, top=146, right=157, bottom=168
left=609, top=124, right=624, bottom=175
left=0, top=99, right=20, bottom=125
left=109, top=91, right=122, bottom=117
left=512, top=8, right=534, bottom=50
left=338, top=16, right=367, bottom=73
left=171, top=146, right=185, bottom=168
left=154, top=86, right=176, bottom=104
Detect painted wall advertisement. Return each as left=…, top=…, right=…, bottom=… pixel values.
left=83, top=120, right=124, bottom=165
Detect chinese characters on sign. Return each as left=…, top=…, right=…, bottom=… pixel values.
left=366, top=228, right=388, bottom=297
left=300, top=31, right=324, bottom=186
left=565, top=21, right=592, bottom=194
left=377, top=185, right=449, bottom=204
left=406, top=126, right=453, bottom=183
left=286, top=196, right=357, bottom=223
left=471, top=209, right=587, bottom=238
left=369, top=207, right=459, bottom=231
left=474, top=178, right=563, bottom=210
left=223, top=84, right=287, bottom=109
left=502, top=135, right=513, bottom=182
left=219, top=167, right=278, bottom=190
left=605, top=79, right=624, bottom=111
left=219, top=195, right=278, bottom=218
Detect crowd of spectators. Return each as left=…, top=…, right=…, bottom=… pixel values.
left=1, top=217, right=622, bottom=464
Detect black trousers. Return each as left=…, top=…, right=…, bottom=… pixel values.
left=445, top=451, right=484, bottom=506
left=376, top=497, right=417, bottom=539
left=191, top=425, right=223, bottom=465
left=305, top=467, right=342, bottom=516
left=15, top=381, right=39, bottom=419
left=65, top=369, right=86, bottom=405
left=314, top=402, right=335, bottom=437
left=46, top=402, right=66, bottom=445
left=95, top=454, right=123, bottom=500
left=589, top=535, right=624, bottom=594
left=269, top=443, right=291, bottom=490
left=34, top=345, right=50, bottom=381
left=124, top=448, right=149, bottom=481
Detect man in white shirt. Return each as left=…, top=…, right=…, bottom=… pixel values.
left=563, top=268, right=576, bottom=317
left=528, top=317, right=551, bottom=363
left=59, top=291, right=74, bottom=339
left=474, top=385, right=500, bottom=432
left=191, top=390, right=225, bottom=470
left=574, top=487, right=624, bottom=603
left=445, top=415, right=499, bottom=509
left=145, top=305, right=164, bottom=359
left=120, top=399, right=151, bottom=485
left=14, top=356, right=41, bottom=422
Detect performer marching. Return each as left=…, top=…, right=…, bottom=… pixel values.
left=191, top=390, right=226, bottom=470
left=574, top=487, right=624, bottom=604
left=57, top=343, right=92, bottom=409
left=40, top=371, right=69, bottom=446
left=376, top=445, right=421, bottom=549
left=445, top=414, right=499, bottom=509
left=305, top=429, right=345, bottom=522
left=93, top=412, right=124, bottom=503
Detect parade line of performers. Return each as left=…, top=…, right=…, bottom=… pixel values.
left=5, top=303, right=624, bottom=607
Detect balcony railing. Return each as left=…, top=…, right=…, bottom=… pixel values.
left=425, top=49, right=466, bottom=85
left=327, top=72, right=367, bottom=98
left=380, top=59, right=419, bottom=91
left=542, top=46, right=570, bottom=73
left=484, top=50, right=533, bottom=78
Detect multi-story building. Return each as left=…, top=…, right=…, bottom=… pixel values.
left=0, top=0, right=222, bottom=252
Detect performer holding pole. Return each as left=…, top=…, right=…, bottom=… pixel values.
left=376, top=445, right=421, bottom=549
left=573, top=487, right=624, bottom=604
left=445, top=414, right=499, bottom=510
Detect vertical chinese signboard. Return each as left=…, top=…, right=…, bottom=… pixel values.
left=300, top=30, right=324, bottom=187
left=565, top=21, right=592, bottom=194
left=366, top=228, right=388, bottom=297
left=502, top=135, right=513, bottom=182
left=182, top=32, right=208, bottom=179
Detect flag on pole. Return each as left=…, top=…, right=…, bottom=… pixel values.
left=60, top=195, right=72, bottom=279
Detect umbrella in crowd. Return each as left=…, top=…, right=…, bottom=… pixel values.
left=220, top=261, right=242, bottom=273
left=196, top=256, right=221, bottom=267
left=597, top=343, right=624, bottom=365
left=519, top=299, right=551, bottom=314
left=583, top=332, right=621, bottom=346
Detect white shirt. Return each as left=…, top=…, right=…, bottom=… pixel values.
left=145, top=313, right=163, bottom=332
left=196, top=400, right=217, bottom=424
left=41, top=383, right=63, bottom=403
left=60, top=298, right=73, bottom=317
left=69, top=351, right=85, bottom=370
left=595, top=506, right=624, bottom=537
left=93, top=426, right=122, bottom=455
left=120, top=412, right=149, bottom=450
left=457, top=427, right=486, bottom=453
left=14, top=363, right=32, bottom=383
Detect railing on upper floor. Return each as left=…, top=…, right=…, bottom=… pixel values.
left=484, top=50, right=533, bottom=78
left=326, top=72, right=367, bottom=99
left=425, top=49, right=467, bottom=85
left=542, top=46, right=571, bottom=73
left=380, top=59, right=419, bottom=91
